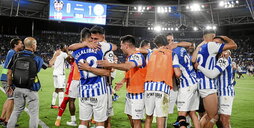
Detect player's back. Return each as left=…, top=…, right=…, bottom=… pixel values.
left=53, top=51, right=68, bottom=75
left=173, top=47, right=196, bottom=88
left=72, top=42, right=112, bottom=98
left=197, top=42, right=224, bottom=89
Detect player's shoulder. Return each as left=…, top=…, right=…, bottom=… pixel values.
left=130, top=53, right=144, bottom=60
left=7, top=49, right=16, bottom=56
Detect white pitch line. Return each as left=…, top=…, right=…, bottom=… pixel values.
left=0, top=87, right=49, bottom=128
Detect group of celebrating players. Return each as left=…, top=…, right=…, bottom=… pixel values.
left=0, top=25, right=237, bottom=128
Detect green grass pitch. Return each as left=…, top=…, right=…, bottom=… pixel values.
left=0, top=67, right=254, bottom=128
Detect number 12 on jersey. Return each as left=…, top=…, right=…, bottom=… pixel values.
left=79, top=56, right=98, bottom=78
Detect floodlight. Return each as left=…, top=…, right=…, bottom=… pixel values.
left=206, top=25, right=212, bottom=30
left=190, top=3, right=201, bottom=11
left=193, top=27, right=198, bottom=31
left=219, top=1, right=225, bottom=7
left=154, top=25, right=162, bottom=32
left=138, top=6, right=142, bottom=12
left=212, top=26, right=217, bottom=30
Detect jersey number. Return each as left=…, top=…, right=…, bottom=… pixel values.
left=79, top=56, right=98, bottom=78
left=184, top=55, right=193, bottom=71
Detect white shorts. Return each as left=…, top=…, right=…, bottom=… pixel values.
left=53, top=75, right=65, bottom=88
left=124, top=95, right=145, bottom=120
left=79, top=94, right=108, bottom=122
left=177, top=84, right=200, bottom=111
left=68, top=80, right=80, bottom=98
left=199, top=89, right=217, bottom=98
left=145, top=91, right=169, bottom=117
left=218, top=96, right=234, bottom=115
left=107, top=86, right=114, bottom=117
left=168, top=89, right=178, bottom=114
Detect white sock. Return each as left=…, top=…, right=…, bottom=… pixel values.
left=96, top=126, right=105, bottom=128
left=58, top=92, right=64, bottom=105
left=78, top=125, right=87, bottom=128
left=71, top=115, right=76, bottom=122
left=52, top=92, right=58, bottom=105
left=57, top=116, right=61, bottom=120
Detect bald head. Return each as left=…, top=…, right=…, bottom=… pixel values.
left=24, top=37, right=37, bottom=51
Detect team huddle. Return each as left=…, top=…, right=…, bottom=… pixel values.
left=0, top=25, right=237, bottom=128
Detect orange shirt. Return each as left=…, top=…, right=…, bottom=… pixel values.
left=72, top=62, right=80, bottom=80
left=124, top=52, right=146, bottom=93
left=145, top=48, right=174, bottom=89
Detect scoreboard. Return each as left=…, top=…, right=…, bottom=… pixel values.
left=49, top=0, right=107, bottom=25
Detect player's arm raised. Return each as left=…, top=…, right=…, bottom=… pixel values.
left=221, top=36, right=237, bottom=50
left=191, top=41, right=207, bottom=63
left=176, top=41, right=192, bottom=48
left=48, top=49, right=61, bottom=67
left=68, top=41, right=101, bottom=51
left=78, top=61, right=111, bottom=76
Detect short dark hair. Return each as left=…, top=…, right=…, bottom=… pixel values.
left=165, top=32, right=174, bottom=37
left=140, top=40, right=150, bottom=48
left=120, top=35, right=136, bottom=46
left=80, top=27, right=91, bottom=41
left=154, top=35, right=168, bottom=47
left=90, top=25, right=105, bottom=35
left=10, top=38, right=21, bottom=48
left=214, top=36, right=226, bottom=43
left=56, top=43, right=66, bottom=50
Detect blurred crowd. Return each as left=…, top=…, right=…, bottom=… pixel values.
left=1, top=33, right=254, bottom=72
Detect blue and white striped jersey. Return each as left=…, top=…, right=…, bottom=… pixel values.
left=197, top=42, right=225, bottom=89
left=144, top=81, right=171, bottom=94
left=173, top=47, right=197, bottom=88
left=72, top=42, right=112, bottom=98
left=127, top=53, right=146, bottom=68
left=216, top=57, right=235, bottom=96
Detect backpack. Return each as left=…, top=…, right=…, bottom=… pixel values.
left=12, top=52, right=39, bottom=91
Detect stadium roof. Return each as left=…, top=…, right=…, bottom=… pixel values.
left=1, top=0, right=254, bottom=29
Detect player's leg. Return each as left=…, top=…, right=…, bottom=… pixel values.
left=220, top=114, right=231, bottom=128
left=154, top=92, right=169, bottom=128
left=145, top=115, right=153, bottom=128
left=189, top=111, right=200, bottom=128
left=127, top=115, right=134, bottom=128
left=144, top=91, right=155, bottom=128
left=202, top=93, right=218, bottom=128
left=55, top=96, right=70, bottom=126
left=94, top=95, right=108, bottom=128
left=105, top=86, right=113, bottom=128
left=218, top=96, right=234, bottom=128
left=79, top=98, right=92, bottom=128
left=132, top=95, right=145, bottom=128
left=66, top=98, right=77, bottom=126
left=4, top=99, right=14, bottom=122
left=125, top=96, right=134, bottom=128
left=52, top=75, right=59, bottom=108
left=67, top=80, right=79, bottom=126
left=188, top=85, right=200, bottom=128
left=58, top=75, right=66, bottom=106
